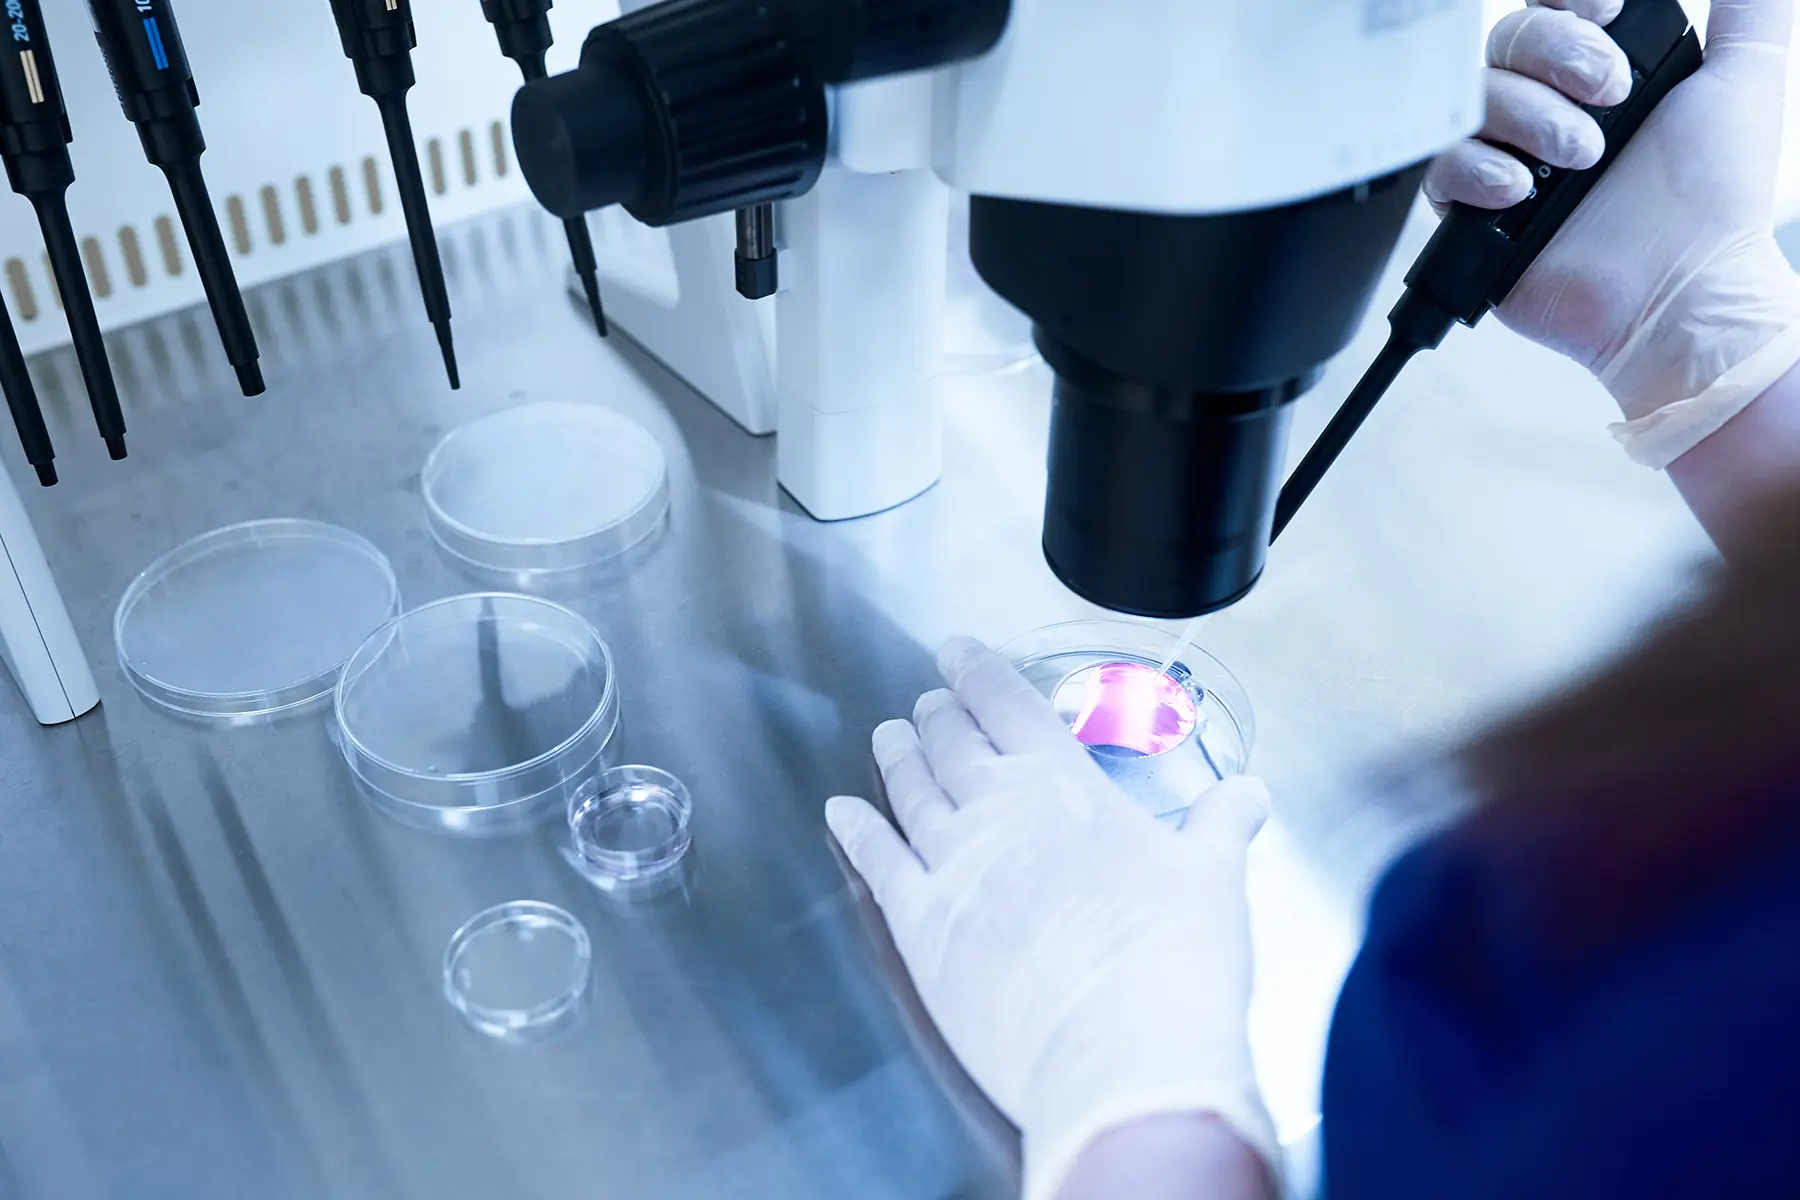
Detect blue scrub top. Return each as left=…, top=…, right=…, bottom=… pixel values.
left=1321, top=813, right=1800, bottom=1198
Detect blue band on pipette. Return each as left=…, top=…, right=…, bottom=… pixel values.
left=143, top=16, right=167, bottom=70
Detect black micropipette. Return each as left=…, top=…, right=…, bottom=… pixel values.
left=88, top=0, right=263, bottom=397
left=328, top=0, right=459, bottom=388
left=0, top=0, right=127, bottom=460
left=478, top=0, right=609, bottom=336
left=0, top=297, right=55, bottom=485
left=1271, top=0, right=1702, bottom=542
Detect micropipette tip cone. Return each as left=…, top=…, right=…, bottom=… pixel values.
left=236, top=361, right=266, bottom=397
left=34, top=462, right=56, bottom=487
left=105, top=434, right=127, bottom=461
left=436, top=320, right=460, bottom=390
left=578, top=268, right=609, bottom=338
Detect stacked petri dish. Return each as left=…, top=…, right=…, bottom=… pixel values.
left=568, top=765, right=693, bottom=877
left=1000, top=620, right=1254, bottom=823
left=334, top=594, right=620, bottom=833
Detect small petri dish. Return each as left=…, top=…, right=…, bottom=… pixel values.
left=443, top=901, right=591, bottom=1041
left=568, top=765, right=693, bottom=882
left=114, top=519, right=400, bottom=719
left=1000, top=620, right=1254, bottom=822
left=422, top=402, right=670, bottom=575
left=334, top=594, right=620, bottom=834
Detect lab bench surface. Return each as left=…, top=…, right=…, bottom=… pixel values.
left=0, top=206, right=1710, bottom=1199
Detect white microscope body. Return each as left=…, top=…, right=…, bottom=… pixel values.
left=584, top=0, right=1481, bottom=521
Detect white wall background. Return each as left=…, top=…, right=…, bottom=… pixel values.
left=0, top=0, right=1789, bottom=356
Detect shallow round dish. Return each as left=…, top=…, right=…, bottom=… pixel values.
left=443, top=901, right=591, bottom=1041
left=568, top=765, right=693, bottom=881
left=335, top=594, right=619, bottom=834
left=422, top=402, right=670, bottom=575
left=1000, top=620, right=1254, bottom=822
left=114, top=519, right=400, bottom=719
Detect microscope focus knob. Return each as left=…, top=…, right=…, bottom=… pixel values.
left=513, top=0, right=828, bottom=226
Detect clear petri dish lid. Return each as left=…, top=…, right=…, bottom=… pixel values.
left=443, top=901, right=591, bottom=1041
left=422, top=402, right=670, bottom=575
left=334, top=593, right=620, bottom=834
left=999, top=620, right=1254, bottom=823
left=114, top=519, right=400, bottom=719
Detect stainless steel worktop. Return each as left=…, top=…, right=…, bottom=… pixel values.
left=0, top=206, right=1713, bottom=1199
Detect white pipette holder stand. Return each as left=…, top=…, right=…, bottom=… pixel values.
left=0, top=462, right=98, bottom=725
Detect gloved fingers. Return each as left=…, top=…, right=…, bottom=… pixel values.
left=1528, top=0, right=1626, bottom=26
left=826, top=795, right=927, bottom=912
left=1489, top=6, right=1633, bottom=107
left=873, top=718, right=962, bottom=866
left=1424, top=139, right=1536, bottom=211
left=937, top=636, right=1090, bottom=762
left=1479, top=68, right=1607, bottom=170
left=915, top=687, right=1008, bottom=807
left=1177, top=776, right=1272, bottom=857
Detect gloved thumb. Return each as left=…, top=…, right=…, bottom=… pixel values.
left=1705, top=0, right=1794, bottom=74
left=1177, top=776, right=1272, bottom=855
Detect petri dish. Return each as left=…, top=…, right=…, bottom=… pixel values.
left=568, top=765, right=692, bottom=882
left=422, top=402, right=670, bottom=575
left=114, top=519, right=400, bottom=719
left=334, top=594, right=620, bottom=834
left=1000, top=620, right=1254, bottom=822
left=443, top=901, right=591, bottom=1041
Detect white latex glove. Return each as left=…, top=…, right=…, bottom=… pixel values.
left=1426, top=0, right=1800, bottom=469
left=826, top=636, right=1279, bottom=1200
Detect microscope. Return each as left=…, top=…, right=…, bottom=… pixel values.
left=513, top=0, right=1703, bottom=620
left=510, top=0, right=1482, bottom=615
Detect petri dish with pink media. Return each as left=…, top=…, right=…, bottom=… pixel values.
left=1000, top=620, right=1253, bottom=822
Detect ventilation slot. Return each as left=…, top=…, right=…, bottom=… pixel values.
left=226, top=195, right=251, bottom=254
left=5, top=258, right=37, bottom=320
left=261, top=185, right=287, bottom=246
left=362, top=157, right=384, bottom=215
left=458, top=128, right=477, bottom=187
left=81, top=237, right=112, bottom=299
left=119, top=226, right=148, bottom=287
left=427, top=137, right=446, bottom=196
left=329, top=166, right=352, bottom=225
left=296, top=176, right=320, bottom=235
left=155, top=216, right=183, bottom=275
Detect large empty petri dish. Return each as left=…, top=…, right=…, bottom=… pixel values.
left=568, top=765, right=693, bottom=882
left=443, top=901, right=591, bottom=1041
left=335, top=594, right=620, bottom=833
left=422, top=402, right=670, bottom=575
left=1000, top=620, right=1254, bottom=822
left=114, top=519, right=400, bottom=719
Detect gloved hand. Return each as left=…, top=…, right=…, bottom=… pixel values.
left=826, top=636, right=1279, bottom=1200
left=1425, top=0, right=1800, bottom=469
